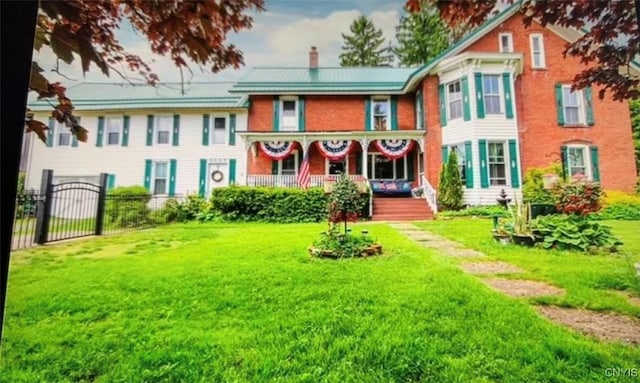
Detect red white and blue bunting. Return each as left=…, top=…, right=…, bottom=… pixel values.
left=374, top=139, right=414, bottom=160
left=315, top=140, right=353, bottom=160
left=258, top=141, right=295, bottom=160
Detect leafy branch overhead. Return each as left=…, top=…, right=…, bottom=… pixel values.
left=30, top=0, right=265, bottom=143
left=406, top=0, right=640, bottom=101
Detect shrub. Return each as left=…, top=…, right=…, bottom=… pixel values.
left=590, top=190, right=640, bottom=220
left=438, top=205, right=508, bottom=218
left=437, top=151, right=463, bottom=211
left=636, top=176, right=640, bottom=194
left=553, top=181, right=603, bottom=215
left=328, top=173, right=366, bottom=228
left=210, top=186, right=338, bottom=223
left=176, top=193, right=209, bottom=222
left=312, top=223, right=375, bottom=259
left=533, top=215, right=622, bottom=252
left=149, top=198, right=180, bottom=224
left=522, top=163, right=562, bottom=204
left=105, top=186, right=151, bottom=227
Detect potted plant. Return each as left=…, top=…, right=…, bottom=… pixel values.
left=510, top=199, right=536, bottom=247
left=491, top=218, right=512, bottom=245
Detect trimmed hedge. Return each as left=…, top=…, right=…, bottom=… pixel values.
left=210, top=186, right=369, bottom=223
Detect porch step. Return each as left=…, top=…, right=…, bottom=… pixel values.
left=371, top=197, right=434, bottom=221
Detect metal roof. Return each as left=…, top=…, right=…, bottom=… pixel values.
left=28, top=82, right=247, bottom=111
left=230, top=67, right=419, bottom=94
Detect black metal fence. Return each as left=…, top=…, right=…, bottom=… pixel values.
left=11, top=169, right=182, bottom=251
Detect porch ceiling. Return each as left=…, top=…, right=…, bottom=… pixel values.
left=238, top=130, right=426, bottom=152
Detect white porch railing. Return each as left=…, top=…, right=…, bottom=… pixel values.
left=247, top=174, right=365, bottom=189
left=420, top=173, right=438, bottom=214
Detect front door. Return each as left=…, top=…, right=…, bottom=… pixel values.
left=368, top=153, right=406, bottom=180
left=207, top=162, right=229, bottom=195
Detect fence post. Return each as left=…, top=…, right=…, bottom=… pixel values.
left=95, top=173, right=109, bottom=236
left=35, top=169, right=53, bottom=244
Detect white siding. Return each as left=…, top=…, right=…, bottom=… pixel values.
left=25, top=109, right=248, bottom=197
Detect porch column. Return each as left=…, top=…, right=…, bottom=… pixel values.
left=360, top=138, right=369, bottom=178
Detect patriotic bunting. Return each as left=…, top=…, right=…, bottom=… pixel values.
left=374, top=139, right=414, bottom=160
left=258, top=141, right=295, bottom=160
left=315, top=140, right=353, bottom=160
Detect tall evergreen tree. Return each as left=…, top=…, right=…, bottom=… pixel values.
left=340, top=16, right=394, bottom=67
left=393, top=3, right=455, bottom=67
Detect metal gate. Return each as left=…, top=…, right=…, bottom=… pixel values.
left=34, top=170, right=108, bottom=245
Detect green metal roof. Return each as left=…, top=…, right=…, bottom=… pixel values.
left=230, top=67, right=419, bottom=93
left=28, top=82, right=247, bottom=111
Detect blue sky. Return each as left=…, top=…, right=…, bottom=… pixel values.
left=36, top=0, right=407, bottom=85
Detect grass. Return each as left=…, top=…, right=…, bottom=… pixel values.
left=415, top=219, right=640, bottom=317
left=1, top=221, right=639, bottom=382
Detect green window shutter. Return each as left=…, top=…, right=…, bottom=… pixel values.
left=584, top=86, right=595, bottom=126
left=199, top=159, right=207, bottom=197
left=96, top=116, right=105, bottom=147
left=169, top=159, right=177, bottom=197
left=202, top=114, right=210, bottom=146
left=390, top=96, right=399, bottom=130
left=273, top=96, right=280, bottom=131
left=229, top=114, right=236, bottom=146
left=478, top=139, right=489, bottom=188
left=464, top=141, right=473, bottom=188
left=122, top=115, right=130, bottom=147
left=590, top=146, right=600, bottom=182
left=417, top=90, right=424, bottom=130
left=508, top=139, right=520, bottom=188
left=71, top=116, right=80, bottom=147
left=107, top=174, right=116, bottom=190
left=229, top=159, right=237, bottom=184
left=46, top=118, right=55, bottom=147
left=271, top=161, right=278, bottom=175
left=298, top=96, right=305, bottom=132
left=441, top=145, right=449, bottom=164
left=146, top=115, right=154, bottom=146
left=144, top=159, right=152, bottom=191
left=555, top=84, right=565, bottom=126
left=474, top=73, right=485, bottom=119
left=172, top=114, right=180, bottom=146
left=364, top=97, right=372, bottom=130
left=438, top=84, right=447, bottom=126
left=502, top=73, right=514, bottom=119
left=407, top=151, right=415, bottom=182
left=560, top=145, right=569, bottom=180
left=461, top=76, right=471, bottom=121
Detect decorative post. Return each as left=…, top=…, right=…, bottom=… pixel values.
left=95, top=173, right=109, bottom=235
left=35, top=169, right=53, bottom=244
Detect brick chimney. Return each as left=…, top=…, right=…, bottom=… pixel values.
left=309, top=46, right=318, bottom=69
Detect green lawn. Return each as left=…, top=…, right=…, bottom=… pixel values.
left=415, top=219, right=640, bottom=317
left=1, top=221, right=639, bottom=382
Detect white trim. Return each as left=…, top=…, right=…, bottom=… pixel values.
left=561, top=85, right=586, bottom=125
left=279, top=96, right=299, bottom=132
left=370, top=96, right=391, bottom=131
left=54, top=121, right=72, bottom=147
left=499, top=33, right=513, bottom=53
left=529, top=33, right=546, bottom=69
left=324, top=157, right=350, bottom=175
left=566, top=144, right=593, bottom=180
left=482, top=74, right=503, bottom=115
left=105, top=116, right=123, bottom=146
left=487, top=141, right=510, bottom=187
left=446, top=80, right=462, bottom=120
left=151, top=160, right=169, bottom=195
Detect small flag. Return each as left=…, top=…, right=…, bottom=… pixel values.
left=297, top=150, right=310, bottom=190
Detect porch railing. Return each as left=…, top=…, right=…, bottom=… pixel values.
left=247, top=174, right=365, bottom=189
left=420, top=173, right=438, bottom=214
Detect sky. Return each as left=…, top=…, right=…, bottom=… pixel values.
left=36, top=0, right=408, bottom=86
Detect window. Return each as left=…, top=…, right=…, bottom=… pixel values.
left=483, top=75, right=501, bottom=114
left=280, top=98, right=298, bottom=131
left=212, top=117, right=226, bottom=144
left=499, top=33, right=513, bottom=53
left=53, top=121, right=71, bottom=146
left=530, top=33, right=545, bottom=68
left=415, top=92, right=424, bottom=130
left=326, top=158, right=348, bottom=175
left=565, top=146, right=595, bottom=181
left=279, top=151, right=298, bottom=175
left=367, top=154, right=407, bottom=179
left=372, top=98, right=389, bottom=130
left=562, top=86, right=584, bottom=125
left=153, top=162, right=168, bottom=195
left=447, top=81, right=462, bottom=120
left=156, top=116, right=172, bottom=145
left=106, top=117, right=122, bottom=145
left=448, top=144, right=466, bottom=183
left=488, top=142, right=507, bottom=186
